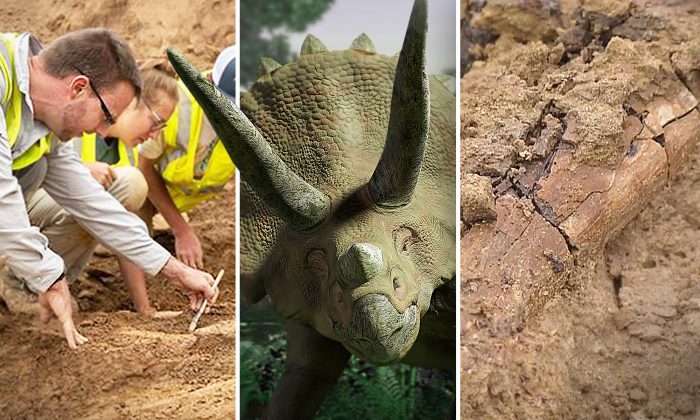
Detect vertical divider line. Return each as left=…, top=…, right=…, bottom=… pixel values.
left=235, top=0, right=242, bottom=417
left=454, top=0, right=462, bottom=417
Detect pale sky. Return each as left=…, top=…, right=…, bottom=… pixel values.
left=286, top=0, right=456, bottom=75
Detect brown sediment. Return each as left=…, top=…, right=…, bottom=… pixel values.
left=461, top=0, right=700, bottom=417
left=0, top=1, right=235, bottom=416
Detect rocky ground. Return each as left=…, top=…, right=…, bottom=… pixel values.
left=0, top=1, right=236, bottom=417
left=461, top=0, right=700, bottom=418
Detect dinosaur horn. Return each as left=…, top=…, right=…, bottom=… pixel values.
left=339, top=243, right=384, bottom=287
left=167, top=48, right=330, bottom=231
left=368, top=0, right=429, bottom=208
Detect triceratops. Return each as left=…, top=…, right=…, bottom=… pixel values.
left=168, top=0, right=455, bottom=416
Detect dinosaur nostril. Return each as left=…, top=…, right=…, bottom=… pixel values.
left=393, top=276, right=407, bottom=300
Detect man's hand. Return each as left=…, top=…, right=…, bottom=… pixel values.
left=160, top=257, right=219, bottom=311
left=175, top=227, right=204, bottom=269
left=85, top=162, right=116, bottom=188
left=38, top=278, right=88, bottom=350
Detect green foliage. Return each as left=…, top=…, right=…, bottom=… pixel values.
left=239, top=333, right=287, bottom=418
left=240, top=0, right=335, bottom=86
left=240, top=335, right=454, bottom=419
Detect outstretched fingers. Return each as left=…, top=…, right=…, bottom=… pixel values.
left=58, top=316, right=87, bottom=350
left=43, top=280, right=88, bottom=349
left=61, top=319, right=79, bottom=350
left=74, top=328, right=89, bottom=346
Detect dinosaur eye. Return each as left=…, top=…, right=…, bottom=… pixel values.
left=305, top=249, right=328, bottom=277
left=301, top=249, right=329, bottom=308
left=394, top=226, right=419, bottom=257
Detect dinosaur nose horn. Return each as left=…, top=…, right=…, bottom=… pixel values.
left=339, top=243, right=384, bottom=286
left=167, top=48, right=330, bottom=231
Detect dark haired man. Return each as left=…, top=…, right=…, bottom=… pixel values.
left=0, top=28, right=218, bottom=349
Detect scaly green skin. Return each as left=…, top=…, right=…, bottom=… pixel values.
left=241, top=48, right=455, bottom=415
left=241, top=40, right=455, bottom=344
left=169, top=0, right=455, bottom=415
left=240, top=45, right=455, bottom=326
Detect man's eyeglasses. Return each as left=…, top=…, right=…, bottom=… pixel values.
left=75, top=67, right=115, bottom=126
left=143, top=100, right=167, bottom=132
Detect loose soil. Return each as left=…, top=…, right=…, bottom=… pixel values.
left=0, top=1, right=236, bottom=418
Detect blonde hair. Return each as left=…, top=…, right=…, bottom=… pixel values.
left=138, top=59, right=178, bottom=106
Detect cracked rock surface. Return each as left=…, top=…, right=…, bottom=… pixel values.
left=461, top=0, right=700, bottom=417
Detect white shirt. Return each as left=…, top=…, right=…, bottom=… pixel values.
left=0, top=33, right=171, bottom=293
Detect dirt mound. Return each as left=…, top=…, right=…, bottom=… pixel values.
left=0, top=1, right=235, bottom=417
left=2, top=0, right=235, bottom=68
left=461, top=0, right=700, bottom=417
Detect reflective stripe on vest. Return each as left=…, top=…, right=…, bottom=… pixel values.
left=157, top=78, right=235, bottom=213
left=0, top=33, right=50, bottom=170
left=74, top=133, right=138, bottom=168
left=158, top=82, right=193, bottom=173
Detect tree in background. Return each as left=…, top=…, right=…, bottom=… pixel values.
left=240, top=0, right=335, bottom=87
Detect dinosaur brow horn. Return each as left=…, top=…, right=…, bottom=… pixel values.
left=167, top=48, right=330, bottom=231
left=368, top=0, right=429, bottom=208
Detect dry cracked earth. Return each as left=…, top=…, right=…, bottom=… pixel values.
left=460, top=0, right=700, bottom=418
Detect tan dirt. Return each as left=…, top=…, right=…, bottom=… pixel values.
left=0, top=1, right=236, bottom=418
left=461, top=0, right=700, bottom=418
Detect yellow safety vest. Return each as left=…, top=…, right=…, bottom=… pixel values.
left=0, top=33, right=51, bottom=170
left=74, top=132, right=138, bottom=168
left=158, top=79, right=235, bottom=213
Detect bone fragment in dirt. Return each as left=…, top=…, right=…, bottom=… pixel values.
left=153, top=311, right=184, bottom=319
left=461, top=195, right=572, bottom=334
left=461, top=106, right=700, bottom=334
left=559, top=139, right=668, bottom=252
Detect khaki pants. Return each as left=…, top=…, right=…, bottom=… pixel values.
left=25, top=166, right=149, bottom=281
